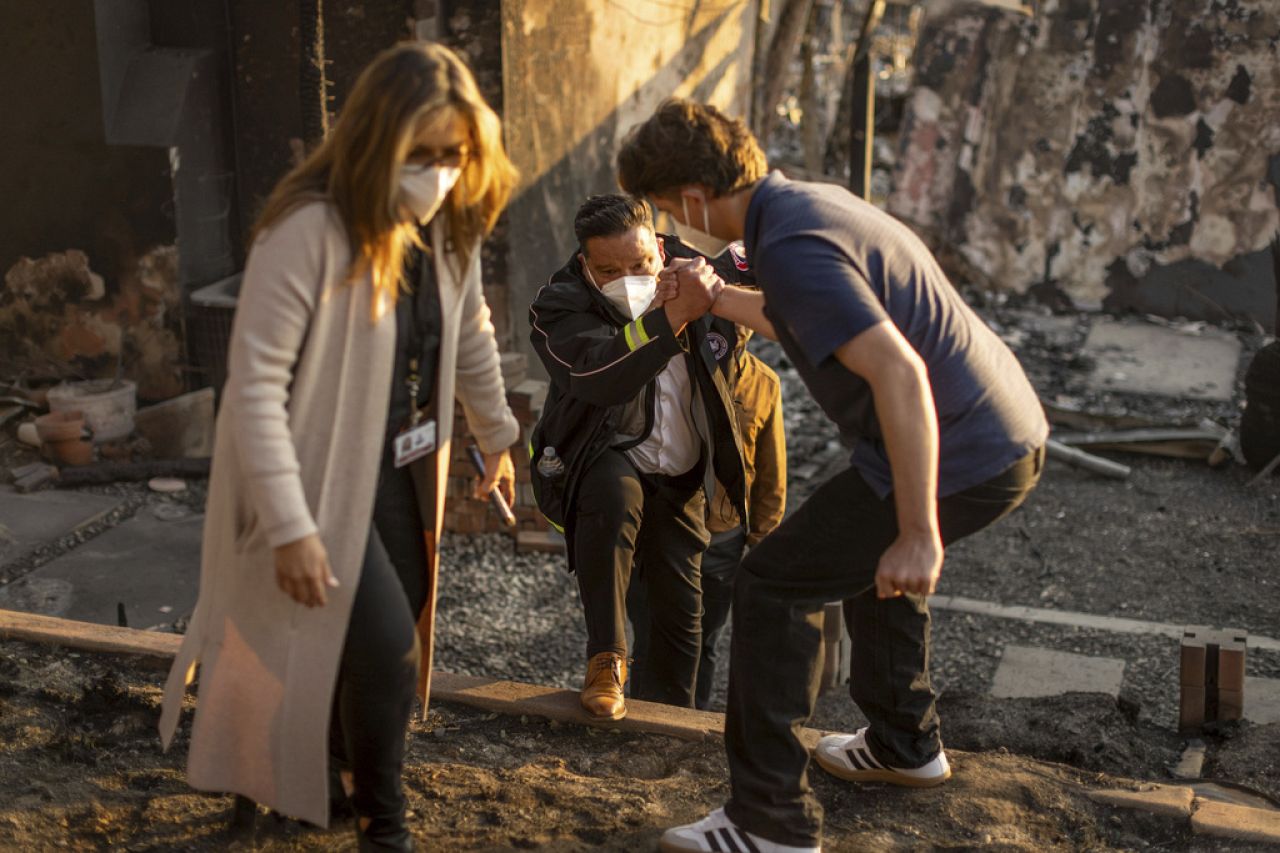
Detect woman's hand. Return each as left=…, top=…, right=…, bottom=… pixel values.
left=476, top=447, right=516, bottom=507
left=274, top=533, right=339, bottom=607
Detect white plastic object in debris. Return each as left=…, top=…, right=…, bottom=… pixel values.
left=148, top=477, right=187, bottom=494
left=16, top=421, right=40, bottom=447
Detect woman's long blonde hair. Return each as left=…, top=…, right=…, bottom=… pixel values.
left=255, top=42, right=517, bottom=319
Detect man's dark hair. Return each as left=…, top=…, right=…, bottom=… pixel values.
left=617, top=99, right=767, bottom=199
left=573, top=193, right=654, bottom=253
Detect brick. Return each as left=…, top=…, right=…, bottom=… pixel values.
left=1217, top=688, right=1244, bottom=721
left=500, top=351, right=528, bottom=387
left=1180, top=637, right=1206, bottom=686
left=1180, top=686, right=1206, bottom=731
left=517, top=530, right=565, bottom=554
left=1087, top=785, right=1195, bottom=819
left=508, top=379, right=548, bottom=414
left=1192, top=799, right=1280, bottom=844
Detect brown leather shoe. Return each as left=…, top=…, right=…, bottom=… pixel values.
left=580, top=652, right=627, bottom=720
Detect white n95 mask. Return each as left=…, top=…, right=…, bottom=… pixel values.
left=397, top=164, right=461, bottom=223
left=600, top=275, right=658, bottom=320
left=676, top=190, right=731, bottom=258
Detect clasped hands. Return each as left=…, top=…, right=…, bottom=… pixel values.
left=653, top=256, right=725, bottom=329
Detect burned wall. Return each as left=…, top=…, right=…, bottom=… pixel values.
left=889, top=0, right=1280, bottom=327
left=0, top=2, right=175, bottom=292
left=500, top=0, right=758, bottom=369
left=1, top=247, right=185, bottom=402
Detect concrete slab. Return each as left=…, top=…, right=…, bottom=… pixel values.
left=1245, top=676, right=1280, bottom=724
left=0, top=486, right=124, bottom=566
left=990, top=644, right=1126, bottom=699
left=3, top=510, right=203, bottom=628
left=1081, top=318, right=1241, bottom=401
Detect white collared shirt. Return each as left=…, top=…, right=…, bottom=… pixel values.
left=622, top=355, right=701, bottom=476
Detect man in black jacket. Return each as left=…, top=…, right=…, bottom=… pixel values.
left=528, top=193, right=748, bottom=720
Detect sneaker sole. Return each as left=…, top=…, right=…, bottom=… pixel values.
left=813, top=750, right=950, bottom=788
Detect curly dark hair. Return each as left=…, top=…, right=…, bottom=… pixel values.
left=573, top=193, right=653, bottom=250
left=616, top=99, right=767, bottom=199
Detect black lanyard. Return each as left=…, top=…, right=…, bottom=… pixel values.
left=405, top=250, right=428, bottom=425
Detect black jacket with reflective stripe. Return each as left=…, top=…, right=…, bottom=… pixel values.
left=527, top=236, right=750, bottom=559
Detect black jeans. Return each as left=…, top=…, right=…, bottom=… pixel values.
left=723, top=447, right=1045, bottom=847
left=572, top=449, right=709, bottom=707
left=329, top=461, right=428, bottom=825
left=696, top=527, right=747, bottom=710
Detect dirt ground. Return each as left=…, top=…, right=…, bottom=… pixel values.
left=3, top=298, right=1279, bottom=849
left=0, top=639, right=1276, bottom=853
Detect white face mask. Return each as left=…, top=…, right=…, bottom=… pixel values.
left=584, top=264, right=658, bottom=320
left=676, top=190, right=731, bottom=257
left=397, top=164, right=461, bottom=223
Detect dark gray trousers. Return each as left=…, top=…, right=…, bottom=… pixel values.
left=573, top=449, right=709, bottom=707
left=723, top=447, right=1044, bottom=846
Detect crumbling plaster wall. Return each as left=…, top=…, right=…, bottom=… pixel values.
left=500, top=0, right=758, bottom=368
left=889, top=0, right=1280, bottom=325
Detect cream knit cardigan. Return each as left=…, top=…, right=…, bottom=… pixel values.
left=158, top=201, right=519, bottom=826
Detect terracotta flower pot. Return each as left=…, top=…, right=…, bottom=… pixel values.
left=46, top=437, right=94, bottom=467
left=35, top=410, right=88, bottom=443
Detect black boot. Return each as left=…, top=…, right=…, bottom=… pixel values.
left=356, top=814, right=415, bottom=852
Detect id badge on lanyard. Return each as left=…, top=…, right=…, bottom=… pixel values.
left=393, top=355, right=437, bottom=468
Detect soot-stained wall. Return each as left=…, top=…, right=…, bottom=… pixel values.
left=889, top=0, right=1280, bottom=327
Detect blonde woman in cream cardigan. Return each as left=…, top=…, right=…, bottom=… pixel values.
left=158, top=43, right=520, bottom=851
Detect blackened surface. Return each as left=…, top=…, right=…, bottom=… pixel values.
left=1193, top=118, right=1215, bottom=158
left=1064, top=103, right=1135, bottom=185
left=0, top=2, right=175, bottom=285
left=1169, top=25, right=1216, bottom=69
left=229, top=0, right=304, bottom=240
left=945, top=168, right=977, bottom=236
left=324, top=1, right=413, bottom=115
left=1150, top=73, right=1196, bottom=117
left=1268, top=153, right=1280, bottom=208
left=1103, top=246, right=1277, bottom=326
left=1049, top=0, right=1094, bottom=54
left=442, top=0, right=510, bottom=345
left=1092, top=0, right=1145, bottom=79
left=914, top=23, right=961, bottom=91
left=1226, top=64, right=1252, bottom=104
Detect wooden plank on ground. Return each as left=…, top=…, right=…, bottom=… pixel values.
left=0, top=608, right=831, bottom=748
left=0, top=608, right=181, bottom=660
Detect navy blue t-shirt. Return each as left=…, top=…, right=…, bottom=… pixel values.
left=743, top=172, right=1047, bottom=498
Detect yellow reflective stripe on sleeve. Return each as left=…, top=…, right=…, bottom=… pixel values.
left=623, top=322, right=637, bottom=351
left=636, top=316, right=651, bottom=345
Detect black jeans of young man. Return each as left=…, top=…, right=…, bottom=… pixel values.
left=722, top=447, right=1045, bottom=847
left=695, top=527, right=747, bottom=709
left=328, top=460, right=428, bottom=831
left=573, top=448, right=709, bottom=707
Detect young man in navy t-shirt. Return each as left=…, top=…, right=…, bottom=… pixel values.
left=618, top=100, right=1048, bottom=853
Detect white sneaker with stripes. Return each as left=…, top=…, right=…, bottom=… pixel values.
left=659, top=808, right=820, bottom=853
left=813, top=727, right=951, bottom=787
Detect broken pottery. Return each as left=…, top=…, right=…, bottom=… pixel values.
left=47, top=379, right=137, bottom=442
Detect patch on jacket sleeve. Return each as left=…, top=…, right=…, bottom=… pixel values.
left=728, top=241, right=750, bottom=272
left=706, top=331, right=730, bottom=361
